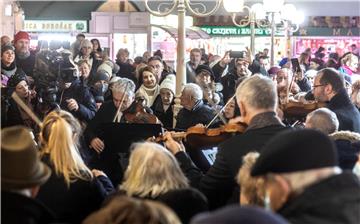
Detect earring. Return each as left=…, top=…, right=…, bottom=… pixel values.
left=264, top=190, right=271, bottom=211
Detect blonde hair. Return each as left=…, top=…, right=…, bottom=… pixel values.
left=120, top=142, right=188, bottom=198
left=83, top=195, right=181, bottom=224
left=237, top=152, right=265, bottom=206
left=40, top=110, right=93, bottom=186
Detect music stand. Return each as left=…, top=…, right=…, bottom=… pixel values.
left=91, top=123, right=163, bottom=186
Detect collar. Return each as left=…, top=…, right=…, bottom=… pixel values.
left=246, top=111, right=285, bottom=131
left=328, top=88, right=352, bottom=109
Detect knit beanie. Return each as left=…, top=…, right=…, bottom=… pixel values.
left=14, top=31, right=30, bottom=43
left=159, top=74, right=176, bottom=95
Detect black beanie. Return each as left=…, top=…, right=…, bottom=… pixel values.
left=195, top=64, right=215, bottom=80
left=251, top=129, right=338, bottom=176
left=1, top=44, right=15, bottom=55
left=7, top=70, right=27, bottom=88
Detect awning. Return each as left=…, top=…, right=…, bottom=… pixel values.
left=19, top=1, right=104, bottom=20
left=152, top=25, right=211, bottom=40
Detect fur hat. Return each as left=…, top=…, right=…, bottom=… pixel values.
left=7, top=70, right=27, bottom=88
left=14, top=31, right=30, bottom=43
left=329, top=131, right=360, bottom=170
left=195, top=64, right=215, bottom=80
left=251, top=129, right=338, bottom=176
left=97, top=62, right=113, bottom=78
left=1, top=126, right=51, bottom=190
left=1, top=44, right=15, bottom=55
left=159, top=74, right=176, bottom=95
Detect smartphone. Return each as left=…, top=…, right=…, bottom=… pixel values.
left=229, top=51, right=244, bottom=59
left=291, top=58, right=301, bottom=72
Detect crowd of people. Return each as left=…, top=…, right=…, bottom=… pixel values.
left=1, top=31, right=360, bottom=224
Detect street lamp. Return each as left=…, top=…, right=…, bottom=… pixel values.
left=223, top=0, right=304, bottom=66
left=144, top=0, right=223, bottom=127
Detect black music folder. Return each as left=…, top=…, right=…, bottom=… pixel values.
left=91, top=123, right=162, bottom=186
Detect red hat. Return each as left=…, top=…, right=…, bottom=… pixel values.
left=14, top=31, right=30, bottom=43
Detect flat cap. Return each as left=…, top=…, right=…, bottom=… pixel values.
left=251, top=129, right=338, bottom=176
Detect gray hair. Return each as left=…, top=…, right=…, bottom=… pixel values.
left=236, top=75, right=277, bottom=110
left=306, top=108, right=339, bottom=134
left=110, top=77, right=136, bottom=96
left=183, top=83, right=203, bottom=101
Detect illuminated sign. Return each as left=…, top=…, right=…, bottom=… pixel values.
left=24, top=20, right=87, bottom=33
left=200, top=26, right=284, bottom=36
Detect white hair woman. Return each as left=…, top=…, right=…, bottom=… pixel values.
left=118, top=142, right=208, bottom=223
left=36, top=110, right=114, bottom=223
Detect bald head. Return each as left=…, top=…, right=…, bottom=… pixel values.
left=305, top=108, right=339, bottom=134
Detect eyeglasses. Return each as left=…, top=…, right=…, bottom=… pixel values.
left=312, top=84, right=325, bottom=88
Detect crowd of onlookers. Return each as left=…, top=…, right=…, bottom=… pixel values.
left=1, top=31, right=360, bottom=224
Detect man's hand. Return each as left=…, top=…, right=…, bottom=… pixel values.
left=219, top=51, right=231, bottom=67
left=163, top=132, right=185, bottom=155
left=90, top=137, right=105, bottom=154
left=66, top=98, right=79, bottom=111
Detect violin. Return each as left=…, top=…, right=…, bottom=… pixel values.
left=124, top=101, right=158, bottom=124
left=281, top=100, right=326, bottom=120
left=156, top=122, right=247, bottom=149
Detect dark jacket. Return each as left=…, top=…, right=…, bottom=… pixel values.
left=175, top=112, right=289, bottom=209
left=36, top=155, right=114, bottom=224
left=175, top=100, right=220, bottom=130
left=15, top=51, right=36, bottom=77
left=279, top=172, right=360, bottom=224
left=151, top=95, right=174, bottom=129
left=116, top=61, right=137, bottom=86
left=2, top=191, right=55, bottom=224
left=221, top=71, right=240, bottom=103
left=58, top=79, right=97, bottom=122
left=328, top=88, right=360, bottom=133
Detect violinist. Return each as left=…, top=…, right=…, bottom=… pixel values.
left=175, top=83, right=221, bottom=130
left=166, top=75, right=289, bottom=209
left=313, top=68, right=360, bottom=133
left=85, top=77, right=150, bottom=154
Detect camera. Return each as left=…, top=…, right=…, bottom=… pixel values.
left=229, top=51, right=245, bottom=59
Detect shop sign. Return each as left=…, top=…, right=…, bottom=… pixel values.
left=200, top=26, right=284, bottom=36
left=24, top=20, right=87, bottom=33
left=294, top=27, right=360, bottom=37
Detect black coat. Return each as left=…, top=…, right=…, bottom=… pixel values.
left=36, top=155, right=114, bottom=224
left=176, top=112, right=289, bottom=209
left=175, top=100, right=220, bottom=130
left=58, top=79, right=97, bottom=122
left=279, top=172, right=360, bottom=224
left=2, top=191, right=55, bottom=224
left=151, top=95, right=174, bottom=129
left=221, top=71, right=240, bottom=103
left=328, top=88, right=360, bottom=133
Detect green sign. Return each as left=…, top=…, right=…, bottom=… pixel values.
left=294, top=27, right=360, bottom=37
left=200, top=26, right=284, bottom=36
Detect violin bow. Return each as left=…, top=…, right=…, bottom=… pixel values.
left=286, top=70, right=296, bottom=104
left=113, top=81, right=129, bottom=123
left=205, top=94, right=236, bottom=129
left=11, top=92, right=42, bottom=127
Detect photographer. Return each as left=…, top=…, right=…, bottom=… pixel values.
left=57, top=65, right=96, bottom=123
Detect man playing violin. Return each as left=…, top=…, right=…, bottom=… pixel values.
left=313, top=68, right=360, bottom=133
left=165, top=75, right=289, bottom=209
left=175, top=83, right=220, bottom=130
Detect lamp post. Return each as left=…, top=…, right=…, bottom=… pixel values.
left=224, top=0, right=303, bottom=66
left=144, top=0, right=222, bottom=127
